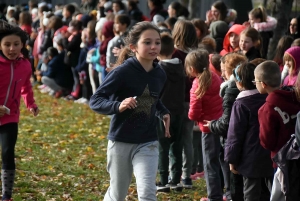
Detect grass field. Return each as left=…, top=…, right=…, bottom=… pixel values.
left=11, top=88, right=207, bottom=201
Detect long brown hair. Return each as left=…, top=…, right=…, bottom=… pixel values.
left=185, top=49, right=212, bottom=99
left=172, top=20, right=198, bottom=51
left=249, top=6, right=267, bottom=22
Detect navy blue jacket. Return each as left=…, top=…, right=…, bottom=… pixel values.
left=225, top=91, right=273, bottom=178
left=89, top=57, right=170, bottom=143
left=42, top=51, right=74, bottom=90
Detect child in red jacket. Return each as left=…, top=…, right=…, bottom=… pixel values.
left=186, top=49, right=223, bottom=201
left=0, top=20, right=39, bottom=201
left=254, top=61, right=300, bottom=168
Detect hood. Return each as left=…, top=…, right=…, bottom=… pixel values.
left=159, top=58, right=184, bottom=82
left=210, top=21, right=229, bottom=39
left=285, top=46, right=300, bottom=76
left=266, top=90, right=300, bottom=115
left=102, top=21, right=114, bottom=39
left=122, top=57, right=160, bottom=73
left=223, top=24, right=246, bottom=53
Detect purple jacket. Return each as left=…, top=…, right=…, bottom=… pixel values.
left=225, top=90, right=273, bottom=178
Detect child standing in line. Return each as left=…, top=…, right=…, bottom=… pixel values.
left=220, top=24, right=246, bottom=56
left=171, top=20, right=198, bottom=188
left=247, top=6, right=277, bottom=58
left=106, top=14, right=130, bottom=69
left=254, top=61, right=300, bottom=169
left=89, top=21, right=170, bottom=201
left=186, top=49, right=223, bottom=201
left=239, top=27, right=262, bottom=61
left=204, top=52, right=248, bottom=201
left=156, top=33, right=185, bottom=192
left=0, top=20, right=39, bottom=201
left=225, top=62, right=273, bottom=201
left=282, top=46, right=300, bottom=86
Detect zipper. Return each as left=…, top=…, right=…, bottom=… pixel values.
left=3, top=63, right=14, bottom=106
left=12, top=79, right=21, bottom=99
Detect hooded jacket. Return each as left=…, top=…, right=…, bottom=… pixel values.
left=220, top=24, right=246, bottom=56
left=89, top=57, right=169, bottom=143
left=259, top=90, right=300, bottom=167
left=209, top=78, right=240, bottom=141
left=159, top=58, right=185, bottom=115
left=225, top=90, right=273, bottom=178
left=283, top=47, right=300, bottom=86
left=209, top=21, right=229, bottom=53
left=188, top=72, right=223, bottom=133
left=0, top=54, right=37, bottom=126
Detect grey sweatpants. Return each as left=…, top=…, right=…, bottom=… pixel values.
left=104, top=140, right=159, bottom=201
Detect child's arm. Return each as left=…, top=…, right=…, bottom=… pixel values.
left=21, top=67, right=37, bottom=111
left=253, top=16, right=277, bottom=32
left=89, top=70, right=123, bottom=115
left=225, top=102, right=248, bottom=165
left=258, top=109, right=280, bottom=151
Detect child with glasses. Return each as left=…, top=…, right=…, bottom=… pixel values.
left=254, top=61, right=300, bottom=170
left=225, top=62, right=273, bottom=200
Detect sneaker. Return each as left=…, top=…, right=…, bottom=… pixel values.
left=200, top=198, right=208, bottom=201
left=156, top=182, right=170, bottom=193
left=191, top=171, right=204, bottom=180
left=166, top=181, right=183, bottom=192
left=40, top=86, right=50, bottom=93
left=55, top=90, right=63, bottom=99
left=181, top=177, right=193, bottom=189
left=38, top=84, right=46, bottom=89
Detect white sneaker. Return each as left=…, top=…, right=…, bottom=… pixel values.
left=40, top=87, right=50, bottom=93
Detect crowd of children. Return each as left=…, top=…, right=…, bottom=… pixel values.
left=1, top=0, right=300, bottom=200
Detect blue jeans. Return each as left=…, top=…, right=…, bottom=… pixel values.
left=202, top=132, right=223, bottom=201
left=104, top=140, right=158, bottom=201
left=181, top=103, right=194, bottom=178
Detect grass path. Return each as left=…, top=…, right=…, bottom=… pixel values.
left=13, top=89, right=206, bottom=200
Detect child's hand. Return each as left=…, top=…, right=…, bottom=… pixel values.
left=112, top=45, right=123, bottom=56
left=243, top=21, right=251, bottom=27
left=163, top=114, right=171, bottom=138
left=230, top=164, right=239, bottom=174
left=0, top=106, right=6, bottom=117
left=203, top=120, right=211, bottom=127
left=30, top=107, right=39, bottom=116
left=206, top=10, right=213, bottom=23
left=119, top=97, right=137, bottom=113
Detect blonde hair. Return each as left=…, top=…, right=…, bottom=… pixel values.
left=221, top=52, right=247, bottom=75
left=283, top=52, right=296, bottom=75
left=185, top=49, right=212, bottom=99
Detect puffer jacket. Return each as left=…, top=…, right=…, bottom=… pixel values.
left=188, top=72, right=223, bottom=133
left=0, top=54, right=37, bottom=126
left=209, top=78, right=240, bottom=141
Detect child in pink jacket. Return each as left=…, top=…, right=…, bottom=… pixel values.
left=0, top=20, right=39, bottom=201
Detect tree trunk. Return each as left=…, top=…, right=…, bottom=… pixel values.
left=267, top=0, right=294, bottom=59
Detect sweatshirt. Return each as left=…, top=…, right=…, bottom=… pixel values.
left=159, top=58, right=185, bottom=115
left=89, top=57, right=169, bottom=143
left=258, top=90, right=300, bottom=167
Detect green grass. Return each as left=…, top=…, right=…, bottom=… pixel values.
left=12, top=88, right=207, bottom=200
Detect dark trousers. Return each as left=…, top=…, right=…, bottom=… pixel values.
left=220, top=148, right=232, bottom=200
left=81, top=69, right=93, bottom=100
left=157, top=114, right=184, bottom=185
left=243, top=176, right=272, bottom=201
left=192, top=130, right=203, bottom=174
left=231, top=173, right=244, bottom=201
left=202, top=132, right=223, bottom=201
left=0, top=123, right=18, bottom=170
